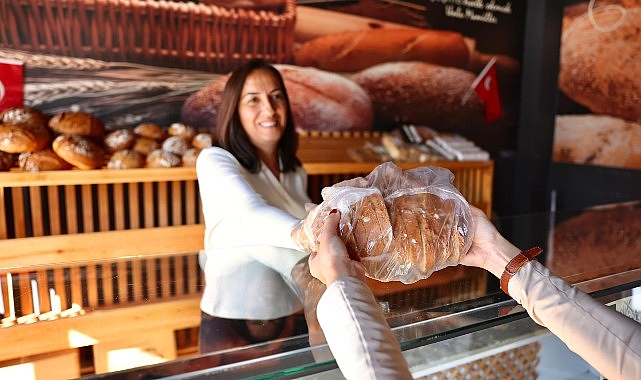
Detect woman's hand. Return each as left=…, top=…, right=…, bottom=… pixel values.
left=460, top=206, right=522, bottom=279
left=308, top=209, right=366, bottom=285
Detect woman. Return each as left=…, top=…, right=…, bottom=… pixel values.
left=196, top=59, right=310, bottom=360
left=309, top=207, right=641, bottom=380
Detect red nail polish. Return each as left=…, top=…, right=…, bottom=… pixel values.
left=329, top=209, right=338, bottom=215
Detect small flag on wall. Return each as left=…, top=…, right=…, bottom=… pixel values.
left=0, top=57, right=25, bottom=112
left=461, top=57, right=502, bottom=124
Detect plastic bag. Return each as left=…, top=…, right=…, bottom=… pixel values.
left=297, top=162, right=474, bottom=284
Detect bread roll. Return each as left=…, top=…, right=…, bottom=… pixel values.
left=162, top=135, right=190, bottom=156
left=104, top=128, right=135, bottom=152
left=351, top=61, right=486, bottom=131
left=52, top=134, right=105, bottom=169
left=0, top=122, right=51, bottom=153
left=192, top=132, right=213, bottom=150
left=1, top=107, right=49, bottom=129
left=168, top=122, right=197, bottom=141
left=107, top=149, right=145, bottom=170
left=559, top=7, right=641, bottom=122
left=182, top=148, right=201, bottom=167
left=18, top=149, right=72, bottom=172
left=146, top=149, right=181, bottom=168
left=134, top=122, right=166, bottom=141
left=181, top=64, right=374, bottom=133
left=294, top=28, right=470, bottom=73
left=132, top=137, right=160, bottom=156
left=48, top=111, right=105, bottom=138
left=554, top=114, right=641, bottom=169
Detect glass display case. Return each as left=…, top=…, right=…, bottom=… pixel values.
left=71, top=206, right=641, bottom=380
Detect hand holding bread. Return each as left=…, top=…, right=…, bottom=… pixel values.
left=296, top=162, right=474, bottom=284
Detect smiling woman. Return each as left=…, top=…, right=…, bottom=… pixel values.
left=195, top=59, right=311, bottom=362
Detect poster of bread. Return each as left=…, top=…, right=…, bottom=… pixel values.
left=0, top=0, right=524, bottom=171
left=554, top=0, right=641, bottom=171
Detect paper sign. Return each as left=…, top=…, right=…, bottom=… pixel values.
left=0, top=57, right=25, bottom=111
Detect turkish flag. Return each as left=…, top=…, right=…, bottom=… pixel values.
left=0, top=58, right=25, bottom=112
left=473, top=57, right=502, bottom=124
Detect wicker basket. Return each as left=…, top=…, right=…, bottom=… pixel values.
left=0, top=0, right=297, bottom=73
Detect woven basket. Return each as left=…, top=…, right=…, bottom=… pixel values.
left=0, top=0, right=297, bottom=73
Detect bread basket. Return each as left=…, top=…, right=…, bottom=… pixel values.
left=0, top=0, right=297, bottom=73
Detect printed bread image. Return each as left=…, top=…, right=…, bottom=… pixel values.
left=548, top=202, right=641, bottom=285
left=559, top=6, right=641, bottom=123
left=350, top=61, right=486, bottom=131
left=181, top=64, right=374, bottom=132
left=298, top=162, right=473, bottom=284
left=553, top=114, right=641, bottom=170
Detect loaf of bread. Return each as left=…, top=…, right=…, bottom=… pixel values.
left=107, top=149, right=145, bottom=170
left=181, top=64, right=374, bottom=133
left=554, top=114, right=641, bottom=170
left=52, top=134, right=105, bottom=169
left=48, top=111, right=105, bottom=138
left=18, top=149, right=72, bottom=172
left=299, top=162, right=473, bottom=283
left=294, top=28, right=471, bottom=73
left=559, top=7, right=641, bottom=123
left=0, top=122, right=51, bottom=153
left=104, top=128, right=136, bottom=152
left=351, top=61, right=486, bottom=131
left=0, top=151, right=15, bottom=171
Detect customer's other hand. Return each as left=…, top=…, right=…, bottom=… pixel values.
left=308, top=209, right=366, bottom=285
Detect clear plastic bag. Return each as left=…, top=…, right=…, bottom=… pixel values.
left=298, top=162, right=474, bottom=284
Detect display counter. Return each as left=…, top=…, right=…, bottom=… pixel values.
left=2, top=205, right=636, bottom=379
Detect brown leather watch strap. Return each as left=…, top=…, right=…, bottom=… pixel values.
left=500, top=247, right=543, bottom=295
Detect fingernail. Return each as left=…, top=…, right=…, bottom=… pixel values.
left=329, top=209, right=338, bottom=215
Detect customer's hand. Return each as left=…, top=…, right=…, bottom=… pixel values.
left=460, top=206, right=522, bottom=278
left=308, top=209, right=366, bottom=285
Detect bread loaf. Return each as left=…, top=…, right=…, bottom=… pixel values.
left=181, top=64, right=374, bottom=133
left=554, top=114, right=641, bottom=169
left=0, top=151, right=15, bottom=171
left=52, top=134, right=105, bottom=169
left=1, top=107, right=49, bottom=129
left=18, top=149, right=72, bottom=172
left=351, top=61, right=486, bottom=131
left=300, top=162, right=472, bottom=283
left=48, top=111, right=105, bottom=138
left=104, top=128, right=136, bottom=152
left=107, top=149, right=145, bottom=170
left=294, top=29, right=470, bottom=73
left=559, top=7, right=641, bottom=122
left=0, top=122, right=51, bottom=153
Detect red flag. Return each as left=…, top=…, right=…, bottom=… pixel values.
left=0, top=57, right=25, bottom=111
left=462, top=57, right=502, bottom=124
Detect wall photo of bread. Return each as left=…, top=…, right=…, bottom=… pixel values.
left=555, top=0, right=641, bottom=170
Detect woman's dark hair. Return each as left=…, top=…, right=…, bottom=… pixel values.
left=215, top=59, right=300, bottom=173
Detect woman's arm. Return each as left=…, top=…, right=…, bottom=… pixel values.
left=310, top=210, right=413, bottom=380
left=461, top=206, right=641, bottom=380
left=196, top=147, right=300, bottom=249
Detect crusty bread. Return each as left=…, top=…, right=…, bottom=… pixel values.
left=146, top=149, right=181, bottom=168
left=294, top=28, right=471, bottom=73
left=554, top=114, right=641, bottom=169
left=48, top=111, right=105, bottom=138
left=1, top=107, right=49, bottom=129
left=104, top=128, right=136, bottom=152
left=181, top=64, right=374, bottom=133
left=107, top=149, right=145, bottom=170
left=0, top=122, right=51, bottom=153
left=52, top=134, right=105, bottom=170
left=559, top=7, right=641, bottom=123
left=342, top=193, right=392, bottom=260
left=134, top=122, right=166, bottom=141
left=351, top=61, right=486, bottom=131
left=18, top=149, right=72, bottom=172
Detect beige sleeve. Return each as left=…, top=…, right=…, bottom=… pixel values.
left=510, top=261, right=641, bottom=380
left=317, top=276, right=413, bottom=380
